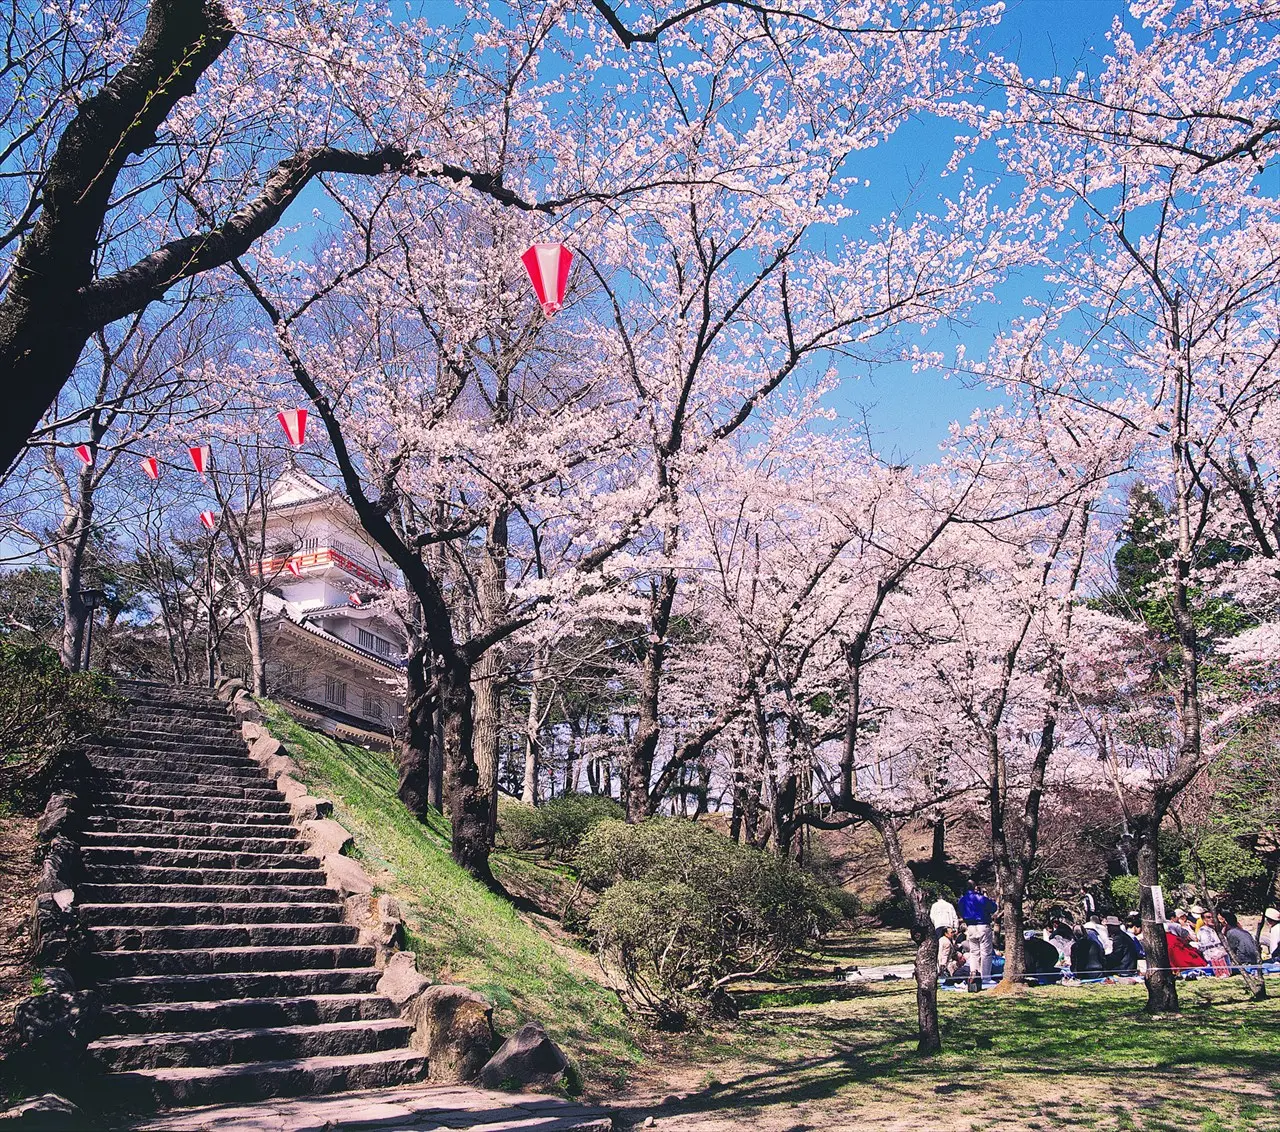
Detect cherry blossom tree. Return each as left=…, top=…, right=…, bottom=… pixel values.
left=970, top=0, right=1280, bottom=1012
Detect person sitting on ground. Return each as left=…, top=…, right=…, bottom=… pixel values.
left=1264, top=908, right=1280, bottom=961
left=1084, top=913, right=1111, bottom=955
left=1198, top=910, right=1231, bottom=976
left=937, top=925, right=969, bottom=982
left=1169, top=908, right=1194, bottom=939
left=1102, top=916, right=1140, bottom=975
left=1070, top=924, right=1105, bottom=977
left=1024, top=932, right=1062, bottom=980
left=1165, top=926, right=1206, bottom=972
left=1126, top=916, right=1147, bottom=960
left=1219, top=910, right=1259, bottom=967
left=1048, top=918, right=1073, bottom=963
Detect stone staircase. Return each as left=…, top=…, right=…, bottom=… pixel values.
left=76, top=680, right=427, bottom=1111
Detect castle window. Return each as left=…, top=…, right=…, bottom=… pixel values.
left=363, top=689, right=384, bottom=720
left=375, top=637, right=394, bottom=658
left=324, top=676, right=347, bottom=708
left=357, top=627, right=375, bottom=650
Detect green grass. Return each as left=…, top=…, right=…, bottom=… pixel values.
left=636, top=977, right=1280, bottom=1129
left=259, top=703, right=643, bottom=1092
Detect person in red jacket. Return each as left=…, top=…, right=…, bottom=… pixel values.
left=1165, top=929, right=1206, bottom=971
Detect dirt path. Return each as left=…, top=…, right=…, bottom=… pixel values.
left=0, top=815, right=37, bottom=1055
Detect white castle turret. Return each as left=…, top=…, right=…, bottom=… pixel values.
left=254, top=469, right=406, bottom=742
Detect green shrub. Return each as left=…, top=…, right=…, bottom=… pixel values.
left=576, top=818, right=843, bottom=1027
left=0, top=641, right=117, bottom=812
left=499, top=793, right=624, bottom=859
left=1109, top=874, right=1141, bottom=912
left=1181, top=832, right=1267, bottom=902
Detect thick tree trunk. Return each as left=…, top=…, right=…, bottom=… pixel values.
left=626, top=648, right=662, bottom=821
left=997, top=872, right=1026, bottom=988
left=440, top=660, right=494, bottom=886
left=1134, top=816, right=1178, bottom=1013
left=870, top=811, right=941, bottom=1054
left=60, top=558, right=88, bottom=671
left=473, top=509, right=508, bottom=838
left=930, top=816, right=945, bottom=866
left=773, top=771, right=798, bottom=857
left=242, top=607, right=267, bottom=696
left=471, top=647, right=502, bottom=838
left=397, top=648, right=435, bottom=818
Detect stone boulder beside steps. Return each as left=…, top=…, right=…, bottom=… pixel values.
left=479, top=1021, right=570, bottom=1090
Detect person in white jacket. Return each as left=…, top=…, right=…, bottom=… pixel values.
left=930, top=893, right=959, bottom=935
left=1265, top=908, right=1280, bottom=960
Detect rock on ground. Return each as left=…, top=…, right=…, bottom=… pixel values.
left=480, top=1021, right=570, bottom=1090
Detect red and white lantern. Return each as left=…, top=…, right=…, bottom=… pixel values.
left=199, top=509, right=218, bottom=531
left=285, top=559, right=302, bottom=578
left=139, top=456, right=161, bottom=481
left=520, top=243, right=573, bottom=316
left=189, top=445, right=211, bottom=477
left=74, top=444, right=93, bottom=467
left=278, top=408, right=307, bottom=448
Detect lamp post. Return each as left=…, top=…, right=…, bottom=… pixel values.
left=78, top=587, right=106, bottom=670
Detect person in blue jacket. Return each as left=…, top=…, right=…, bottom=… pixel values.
left=958, top=883, right=999, bottom=981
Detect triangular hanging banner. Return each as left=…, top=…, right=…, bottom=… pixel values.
left=139, top=456, right=161, bottom=481
left=189, top=445, right=211, bottom=476
left=74, top=444, right=93, bottom=467
left=285, top=559, right=302, bottom=577
left=348, top=592, right=363, bottom=606
left=521, top=243, right=573, bottom=316
left=278, top=408, right=307, bottom=448
left=199, top=509, right=218, bottom=531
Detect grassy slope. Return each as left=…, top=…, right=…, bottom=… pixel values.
left=260, top=703, right=642, bottom=1093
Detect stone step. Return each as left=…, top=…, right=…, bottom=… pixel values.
left=91, top=790, right=289, bottom=812
left=83, top=846, right=320, bottom=872
left=89, top=922, right=358, bottom=952
left=95, top=735, right=251, bottom=758
left=117, top=712, right=238, bottom=728
left=89, top=1017, right=413, bottom=1072
left=85, top=818, right=303, bottom=839
left=84, top=863, right=326, bottom=889
left=89, top=780, right=285, bottom=802
left=88, top=759, right=267, bottom=786
left=102, top=1047, right=427, bottom=1110
left=78, top=903, right=342, bottom=928
left=98, top=968, right=382, bottom=1004
left=79, top=831, right=300, bottom=854
left=89, top=806, right=294, bottom=827
left=99, top=993, right=397, bottom=1036
left=78, top=882, right=338, bottom=905
left=93, top=945, right=376, bottom=979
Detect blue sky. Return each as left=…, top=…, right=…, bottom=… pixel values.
left=831, top=0, right=1125, bottom=462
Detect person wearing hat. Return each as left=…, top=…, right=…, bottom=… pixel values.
left=1103, top=915, right=1140, bottom=975
left=1169, top=908, right=1193, bottom=940
left=1265, top=908, right=1280, bottom=961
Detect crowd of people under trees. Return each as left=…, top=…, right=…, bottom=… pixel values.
left=930, top=887, right=1280, bottom=986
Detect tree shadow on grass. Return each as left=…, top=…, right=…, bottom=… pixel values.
left=615, top=985, right=1280, bottom=1126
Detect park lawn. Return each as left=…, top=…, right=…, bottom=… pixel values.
left=616, top=977, right=1280, bottom=1130
left=259, top=704, right=643, bottom=1093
